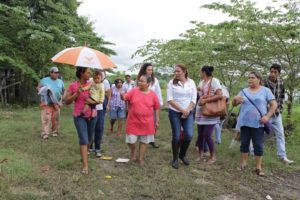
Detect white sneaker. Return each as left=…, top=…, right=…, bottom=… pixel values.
left=42, top=135, right=49, bottom=139
left=282, top=158, right=294, bottom=164
left=52, top=133, right=58, bottom=137
left=95, top=152, right=102, bottom=157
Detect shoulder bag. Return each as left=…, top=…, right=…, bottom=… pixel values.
left=241, top=89, right=272, bottom=134
left=201, top=79, right=227, bottom=117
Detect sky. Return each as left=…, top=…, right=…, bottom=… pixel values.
left=77, top=0, right=277, bottom=71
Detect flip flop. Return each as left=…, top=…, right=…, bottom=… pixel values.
left=81, top=169, right=88, bottom=175
left=254, top=169, right=266, bottom=177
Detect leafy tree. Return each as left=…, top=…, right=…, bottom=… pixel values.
left=133, top=0, right=300, bottom=126
left=0, top=0, right=116, bottom=105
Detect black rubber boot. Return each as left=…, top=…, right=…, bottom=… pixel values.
left=179, top=140, right=191, bottom=166
left=171, top=141, right=179, bottom=169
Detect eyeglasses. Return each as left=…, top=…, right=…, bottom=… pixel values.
left=51, top=71, right=59, bottom=74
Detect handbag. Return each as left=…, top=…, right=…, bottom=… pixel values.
left=241, top=89, right=272, bottom=134
left=201, top=79, right=227, bottom=117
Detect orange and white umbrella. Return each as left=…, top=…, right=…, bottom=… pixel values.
left=51, top=46, right=116, bottom=69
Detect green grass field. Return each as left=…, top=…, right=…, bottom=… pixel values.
left=0, top=105, right=300, bottom=200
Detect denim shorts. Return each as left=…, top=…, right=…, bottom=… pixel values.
left=110, top=107, right=126, bottom=119
left=73, top=116, right=96, bottom=145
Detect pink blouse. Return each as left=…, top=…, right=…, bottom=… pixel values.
left=124, top=88, right=160, bottom=135
left=68, top=81, right=91, bottom=118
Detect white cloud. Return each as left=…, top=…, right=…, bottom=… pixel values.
left=78, top=0, right=278, bottom=69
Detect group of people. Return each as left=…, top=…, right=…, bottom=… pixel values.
left=37, top=63, right=293, bottom=176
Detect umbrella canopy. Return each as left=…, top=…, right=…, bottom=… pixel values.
left=51, top=46, right=116, bottom=69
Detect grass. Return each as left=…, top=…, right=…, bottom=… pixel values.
left=0, top=105, right=300, bottom=200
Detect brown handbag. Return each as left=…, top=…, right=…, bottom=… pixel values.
left=201, top=79, right=227, bottom=117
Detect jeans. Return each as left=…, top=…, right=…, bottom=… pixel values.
left=240, top=126, right=264, bottom=156
left=269, top=114, right=287, bottom=159
left=214, top=119, right=224, bottom=144
left=74, top=116, right=97, bottom=145
left=168, top=109, right=194, bottom=143
left=93, top=110, right=106, bottom=152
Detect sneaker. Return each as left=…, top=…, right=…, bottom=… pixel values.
left=89, top=149, right=95, bottom=153
left=52, top=133, right=58, bottom=137
left=95, top=152, right=102, bottom=157
left=42, top=135, right=49, bottom=140
left=281, top=158, right=294, bottom=164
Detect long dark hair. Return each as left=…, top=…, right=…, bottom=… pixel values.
left=137, top=63, right=155, bottom=85
left=76, top=66, right=88, bottom=79
left=173, top=64, right=188, bottom=85
left=201, top=66, right=214, bottom=77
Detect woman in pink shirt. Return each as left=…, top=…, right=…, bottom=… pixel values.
left=122, top=75, right=160, bottom=166
left=63, top=67, right=97, bottom=174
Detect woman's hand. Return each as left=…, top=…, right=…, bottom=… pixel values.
left=181, top=109, right=190, bottom=118
left=155, top=120, right=160, bottom=129
left=120, top=93, right=125, bottom=100
left=233, top=96, right=244, bottom=105
left=198, top=98, right=207, bottom=106
left=260, top=115, right=270, bottom=124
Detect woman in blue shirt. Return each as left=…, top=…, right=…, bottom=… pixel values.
left=233, top=71, right=277, bottom=176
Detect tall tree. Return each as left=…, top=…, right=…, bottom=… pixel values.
left=0, top=0, right=116, bottom=105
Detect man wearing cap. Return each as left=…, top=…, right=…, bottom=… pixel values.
left=37, top=66, right=64, bottom=139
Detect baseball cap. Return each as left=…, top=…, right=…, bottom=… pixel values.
left=125, top=72, right=131, bottom=76
left=49, top=66, right=59, bottom=73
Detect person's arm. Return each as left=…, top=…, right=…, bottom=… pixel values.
left=199, top=89, right=222, bottom=105
left=63, top=89, right=80, bottom=105
left=166, top=80, right=186, bottom=114
left=155, top=109, right=160, bottom=130
left=98, top=84, right=105, bottom=104
left=232, top=95, right=244, bottom=106
left=106, top=88, right=112, bottom=111
left=261, top=100, right=277, bottom=124
left=154, top=79, right=163, bottom=106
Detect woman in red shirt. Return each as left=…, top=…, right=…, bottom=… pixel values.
left=122, top=75, right=160, bottom=166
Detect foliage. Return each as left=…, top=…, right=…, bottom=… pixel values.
left=0, top=0, right=116, bottom=105
left=133, top=0, right=300, bottom=123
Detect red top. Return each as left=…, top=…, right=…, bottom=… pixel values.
left=124, top=88, right=160, bottom=135
left=68, top=81, right=91, bottom=118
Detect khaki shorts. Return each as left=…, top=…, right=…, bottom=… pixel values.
left=126, top=134, right=155, bottom=144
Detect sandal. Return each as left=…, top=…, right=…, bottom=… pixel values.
left=207, top=158, right=216, bottom=165
left=81, top=169, right=89, bottom=175
left=254, top=169, right=265, bottom=177
left=237, top=165, right=247, bottom=171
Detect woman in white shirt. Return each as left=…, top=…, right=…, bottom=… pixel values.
left=137, top=63, right=163, bottom=148
left=167, top=64, right=197, bottom=169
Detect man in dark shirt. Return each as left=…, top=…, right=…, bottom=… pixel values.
left=263, top=64, right=293, bottom=164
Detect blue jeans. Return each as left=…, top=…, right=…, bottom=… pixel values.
left=240, top=126, right=264, bottom=156
left=73, top=116, right=97, bottom=145
left=269, top=114, right=287, bottom=159
left=214, top=119, right=224, bottom=144
left=93, top=110, right=106, bottom=152
left=168, top=109, right=194, bottom=143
